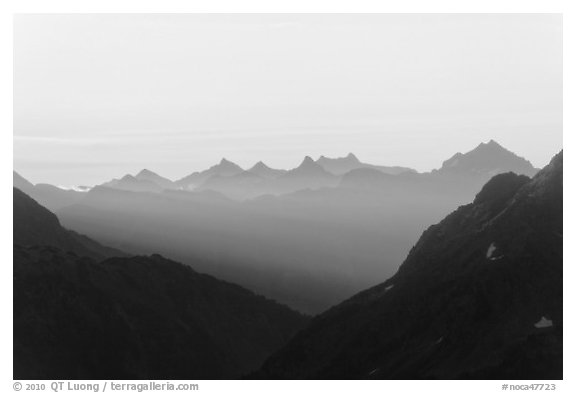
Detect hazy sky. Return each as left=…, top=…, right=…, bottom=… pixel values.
left=14, top=14, right=562, bottom=186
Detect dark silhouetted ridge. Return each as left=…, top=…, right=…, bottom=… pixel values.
left=258, top=151, right=562, bottom=379
left=13, top=187, right=308, bottom=379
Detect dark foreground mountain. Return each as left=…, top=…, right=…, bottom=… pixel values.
left=258, top=151, right=562, bottom=379
left=14, top=187, right=123, bottom=260
left=13, top=191, right=309, bottom=379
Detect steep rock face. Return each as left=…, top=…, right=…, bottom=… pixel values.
left=14, top=248, right=309, bottom=379
left=258, top=151, right=562, bottom=380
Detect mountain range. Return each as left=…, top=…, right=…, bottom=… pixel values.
left=14, top=141, right=543, bottom=313
left=12, top=143, right=562, bottom=379
left=18, top=140, right=537, bottom=204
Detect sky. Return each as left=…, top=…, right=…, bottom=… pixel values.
left=13, top=14, right=562, bottom=186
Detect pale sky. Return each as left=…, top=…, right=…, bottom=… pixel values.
left=14, top=14, right=562, bottom=186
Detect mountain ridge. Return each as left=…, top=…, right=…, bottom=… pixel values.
left=13, top=188, right=309, bottom=379
left=257, top=151, right=562, bottom=379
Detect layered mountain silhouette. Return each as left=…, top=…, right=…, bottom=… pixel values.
left=269, top=156, right=339, bottom=192
left=14, top=188, right=124, bottom=260
left=13, top=171, right=85, bottom=211
left=13, top=189, right=308, bottom=379
left=317, top=153, right=416, bottom=176
left=101, top=174, right=164, bottom=193
left=176, top=158, right=244, bottom=190
left=24, top=141, right=547, bottom=313
left=84, top=140, right=533, bottom=202
left=99, top=169, right=176, bottom=193
left=257, top=151, right=562, bottom=379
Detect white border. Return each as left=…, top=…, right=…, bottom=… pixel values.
left=1, top=2, right=573, bottom=392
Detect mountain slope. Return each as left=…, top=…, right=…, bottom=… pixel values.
left=13, top=188, right=309, bottom=379
left=258, top=151, right=562, bottom=379
left=14, top=247, right=309, bottom=379
left=269, top=156, right=339, bottom=193
left=13, top=188, right=123, bottom=260
left=134, top=169, right=177, bottom=189
left=13, top=171, right=34, bottom=191
left=177, top=158, right=244, bottom=190
left=248, top=161, right=287, bottom=179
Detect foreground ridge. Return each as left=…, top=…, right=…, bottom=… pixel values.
left=258, top=151, right=562, bottom=379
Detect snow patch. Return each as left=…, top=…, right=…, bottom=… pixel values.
left=369, top=368, right=379, bottom=376
left=486, top=242, right=504, bottom=260
left=57, top=185, right=92, bottom=192
left=486, top=242, right=497, bottom=258
left=534, top=316, right=553, bottom=329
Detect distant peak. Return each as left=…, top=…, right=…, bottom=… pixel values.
left=316, top=153, right=359, bottom=163
left=120, top=174, right=137, bottom=181
left=478, top=139, right=504, bottom=150
left=252, top=161, right=269, bottom=169
left=218, top=158, right=241, bottom=168
left=137, top=169, right=156, bottom=177
left=300, top=156, right=315, bottom=166
left=346, top=153, right=359, bottom=162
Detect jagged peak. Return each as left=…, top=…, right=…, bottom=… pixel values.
left=438, top=140, right=536, bottom=175
left=346, top=152, right=359, bottom=161
left=251, top=161, right=269, bottom=170
left=135, top=169, right=160, bottom=179
left=216, top=158, right=242, bottom=170
left=476, top=139, right=506, bottom=151
left=137, top=168, right=155, bottom=175
left=298, top=156, right=317, bottom=168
